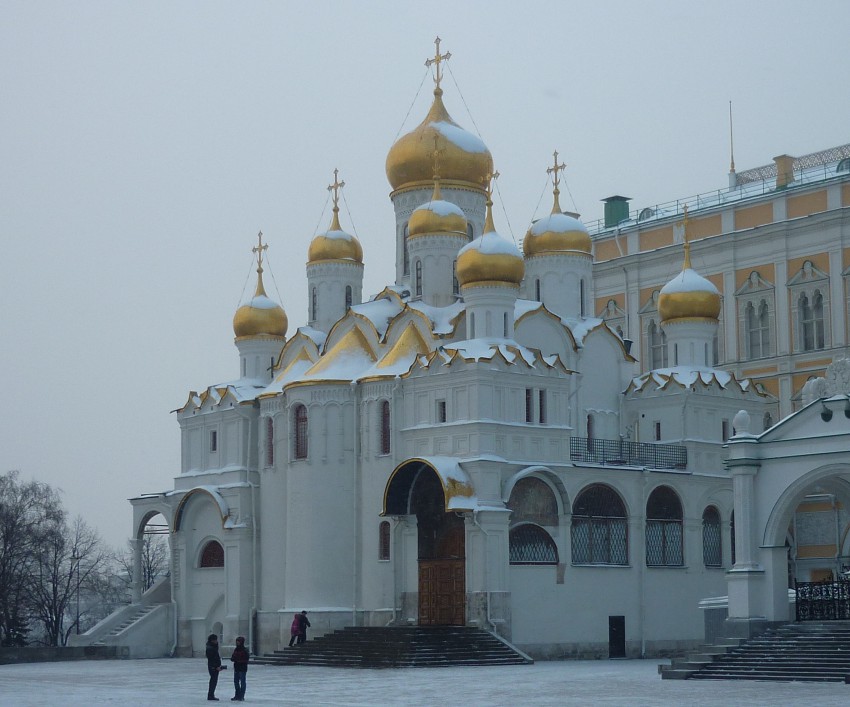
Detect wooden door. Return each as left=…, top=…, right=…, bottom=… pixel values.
left=418, top=559, right=465, bottom=625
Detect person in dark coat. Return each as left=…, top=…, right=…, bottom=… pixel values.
left=288, top=612, right=300, bottom=647
left=296, top=610, right=311, bottom=645
left=206, top=633, right=223, bottom=701
left=230, top=636, right=249, bottom=701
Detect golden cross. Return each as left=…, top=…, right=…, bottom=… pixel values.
left=327, top=168, right=345, bottom=211
left=546, top=150, right=566, bottom=191
left=681, top=205, right=691, bottom=269
left=252, top=230, right=268, bottom=272
left=425, top=36, right=451, bottom=91
left=431, top=135, right=445, bottom=181
left=482, top=170, right=500, bottom=203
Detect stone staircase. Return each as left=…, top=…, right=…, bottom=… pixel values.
left=254, top=626, right=532, bottom=668
left=92, top=604, right=162, bottom=645
left=661, top=622, right=850, bottom=682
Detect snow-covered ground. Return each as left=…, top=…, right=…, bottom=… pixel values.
left=0, top=658, right=847, bottom=706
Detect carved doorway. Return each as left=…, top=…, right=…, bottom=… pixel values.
left=411, top=466, right=465, bottom=626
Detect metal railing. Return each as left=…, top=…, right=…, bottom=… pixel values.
left=795, top=579, right=850, bottom=621
left=569, top=436, right=687, bottom=470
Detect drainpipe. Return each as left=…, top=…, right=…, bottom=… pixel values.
left=168, top=520, right=178, bottom=657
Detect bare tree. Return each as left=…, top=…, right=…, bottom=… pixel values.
left=0, top=471, right=64, bottom=646
left=30, top=516, right=109, bottom=646
left=116, top=534, right=170, bottom=594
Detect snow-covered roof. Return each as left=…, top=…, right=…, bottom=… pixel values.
left=660, top=268, right=719, bottom=295
left=529, top=212, right=588, bottom=235
left=406, top=299, right=464, bottom=335
left=459, top=231, right=521, bottom=257
left=432, top=120, right=488, bottom=154
left=412, top=199, right=465, bottom=217
left=627, top=366, right=771, bottom=397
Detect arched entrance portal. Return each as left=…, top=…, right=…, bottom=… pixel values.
left=384, top=460, right=467, bottom=626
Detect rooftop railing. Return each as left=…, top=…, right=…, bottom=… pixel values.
left=586, top=159, right=850, bottom=237
left=569, top=436, right=687, bottom=470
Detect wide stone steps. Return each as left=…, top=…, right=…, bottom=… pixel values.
left=92, top=604, right=161, bottom=645
left=663, top=621, right=850, bottom=683
left=255, top=626, right=531, bottom=668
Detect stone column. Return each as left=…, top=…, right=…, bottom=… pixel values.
left=131, top=537, right=143, bottom=603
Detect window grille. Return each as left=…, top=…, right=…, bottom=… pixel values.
left=200, top=540, right=224, bottom=568
left=437, top=400, right=447, bottom=423
left=379, top=400, right=391, bottom=455
left=538, top=389, right=547, bottom=424
left=509, top=524, right=558, bottom=564
left=345, top=285, right=352, bottom=310
left=293, top=404, right=308, bottom=459
left=646, top=486, right=683, bottom=566
left=571, top=485, right=628, bottom=565
left=415, top=260, right=422, bottom=296
left=702, top=506, right=722, bottom=567
left=525, top=388, right=533, bottom=423
left=648, top=320, right=668, bottom=368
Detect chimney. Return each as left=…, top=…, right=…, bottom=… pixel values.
left=774, top=154, right=795, bottom=190
left=602, top=195, right=631, bottom=228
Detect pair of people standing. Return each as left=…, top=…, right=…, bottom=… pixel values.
left=288, top=610, right=311, bottom=647
left=205, top=634, right=249, bottom=701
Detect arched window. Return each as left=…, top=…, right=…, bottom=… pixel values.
left=415, top=260, right=422, bottom=297
left=403, top=223, right=410, bottom=275
left=452, top=260, right=459, bottom=295
left=648, top=320, right=668, bottom=369
left=379, top=400, right=391, bottom=455
left=535, top=279, right=541, bottom=302
left=646, top=486, right=683, bottom=566
left=466, top=223, right=474, bottom=241
left=702, top=506, right=722, bottom=567
left=311, top=287, right=318, bottom=322
left=571, top=485, right=628, bottom=565
left=200, top=540, right=224, bottom=568
left=763, top=411, right=773, bottom=430
left=746, top=299, right=771, bottom=358
left=799, top=291, right=825, bottom=351
left=580, top=279, right=586, bottom=317
left=503, top=312, right=508, bottom=337
left=379, top=521, right=391, bottom=561
left=293, top=404, right=308, bottom=460
left=586, top=414, right=594, bottom=439
left=469, top=312, right=475, bottom=338
left=265, top=417, right=274, bottom=467
left=509, top=524, right=558, bottom=564
left=345, top=285, right=352, bottom=310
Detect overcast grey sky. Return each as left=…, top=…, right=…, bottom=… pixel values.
left=2, top=1, right=848, bottom=548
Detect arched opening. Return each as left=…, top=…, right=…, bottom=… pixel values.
left=645, top=486, right=683, bottom=566
left=702, top=506, right=722, bottom=568
left=571, top=484, right=628, bottom=565
left=384, top=460, right=466, bottom=625
left=199, top=540, right=224, bottom=568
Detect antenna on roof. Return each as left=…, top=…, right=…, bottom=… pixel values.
left=728, top=101, right=737, bottom=190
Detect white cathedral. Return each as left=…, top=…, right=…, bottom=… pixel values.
left=95, top=45, right=850, bottom=661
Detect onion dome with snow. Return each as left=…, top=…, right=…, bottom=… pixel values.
left=233, top=235, right=288, bottom=339
left=307, top=178, right=363, bottom=264
left=386, top=85, right=492, bottom=192
left=456, top=192, right=524, bottom=287
left=408, top=177, right=468, bottom=237
left=658, top=221, right=720, bottom=322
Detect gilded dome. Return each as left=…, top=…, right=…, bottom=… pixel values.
left=456, top=199, right=524, bottom=287
left=233, top=270, right=288, bottom=339
left=408, top=180, right=468, bottom=237
left=307, top=207, right=363, bottom=264
left=658, top=268, right=721, bottom=322
left=523, top=212, right=591, bottom=256
left=386, top=88, right=493, bottom=192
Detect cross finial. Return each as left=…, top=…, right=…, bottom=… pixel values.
left=546, top=150, right=567, bottom=213
left=681, top=205, right=691, bottom=270
left=252, top=230, right=268, bottom=273
left=431, top=134, right=444, bottom=182
left=327, top=168, right=345, bottom=213
left=482, top=170, right=500, bottom=204
left=425, top=36, right=451, bottom=92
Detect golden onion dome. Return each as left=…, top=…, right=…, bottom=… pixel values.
left=658, top=249, right=721, bottom=322
left=233, top=268, right=288, bottom=339
left=523, top=191, right=591, bottom=256
left=307, top=206, right=363, bottom=264
left=408, top=179, right=468, bottom=237
left=386, top=88, right=493, bottom=192
left=456, top=197, right=524, bottom=287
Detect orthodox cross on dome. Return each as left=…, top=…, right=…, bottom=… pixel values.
left=425, top=36, right=451, bottom=92
left=430, top=135, right=445, bottom=182
left=252, top=230, right=268, bottom=274
left=481, top=169, right=500, bottom=205
left=328, top=168, right=345, bottom=214
left=546, top=150, right=566, bottom=213
left=680, top=205, right=692, bottom=270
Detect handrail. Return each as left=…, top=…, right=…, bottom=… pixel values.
left=569, top=436, right=687, bottom=470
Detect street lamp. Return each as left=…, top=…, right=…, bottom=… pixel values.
left=71, top=555, right=81, bottom=635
